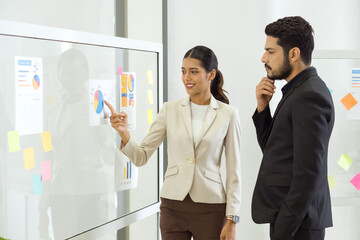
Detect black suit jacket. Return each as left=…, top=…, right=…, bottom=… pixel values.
left=252, top=67, right=334, bottom=240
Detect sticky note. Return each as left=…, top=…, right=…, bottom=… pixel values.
left=147, top=89, right=154, bottom=105
left=340, top=93, right=358, bottom=110
left=33, top=175, right=42, bottom=195
left=41, top=131, right=53, bottom=152
left=147, top=109, right=153, bottom=124
left=328, top=88, right=333, bottom=94
left=117, top=66, right=123, bottom=75
left=350, top=173, right=360, bottom=190
left=41, top=161, right=51, bottom=181
left=23, top=147, right=35, bottom=170
left=147, top=70, right=154, bottom=85
left=338, top=153, right=353, bottom=171
left=328, top=175, right=336, bottom=189
left=8, top=130, right=20, bottom=153
left=46, top=93, right=56, bottom=107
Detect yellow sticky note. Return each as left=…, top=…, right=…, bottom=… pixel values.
left=23, top=147, right=35, bottom=170
left=338, top=153, right=353, bottom=171
left=8, top=130, right=20, bottom=153
left=328, top=175, right=336, bottom=189
left=41, top=131, right=53, bottom=152
left=147, top=109, right=153, bottom=124
left=147, top=70, right=154, bottom=85
left=340, top=93, right=358, bottom=110
left=147, top=90, right=154, bottom=105
left=147, top=128, right=150, bottom=133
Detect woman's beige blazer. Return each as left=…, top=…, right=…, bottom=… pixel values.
left=121, top=96, right=241, bottom=216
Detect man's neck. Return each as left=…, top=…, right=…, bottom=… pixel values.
left=285, top=64, right=310, bottom=82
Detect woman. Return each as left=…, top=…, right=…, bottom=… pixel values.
left=105, top=45, right=241, bottom=240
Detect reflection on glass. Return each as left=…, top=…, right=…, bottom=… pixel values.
left=39, top=49, right=112, bottom=239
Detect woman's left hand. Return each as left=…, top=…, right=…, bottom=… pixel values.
left=220, top=220, right=236, bottom=240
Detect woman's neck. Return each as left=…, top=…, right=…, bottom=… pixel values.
left=190, top=92, right=211, bottom=105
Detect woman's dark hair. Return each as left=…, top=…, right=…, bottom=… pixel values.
left=184, top=45, right=229, bottom=104
left=265, top=16, right=314, bottom=65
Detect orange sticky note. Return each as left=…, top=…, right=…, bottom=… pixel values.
left=23, top=147, right=35, bottom=170
left=340, top=93, right=358, bottom=110
left=41, top=131, right=53, bottom=152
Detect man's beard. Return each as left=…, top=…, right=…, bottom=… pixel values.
left=266, top=57, right=293, bottom=80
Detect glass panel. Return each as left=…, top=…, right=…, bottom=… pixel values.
left=312, top=58, right=360, bottom=198
left=0, top=34, right=159, bottom=239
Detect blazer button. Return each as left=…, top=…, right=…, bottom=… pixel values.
left=188, top=158, right=195, bottom=163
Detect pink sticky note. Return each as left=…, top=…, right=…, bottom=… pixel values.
left=350, top=173, right=360, bottom=190
left=41, top=161, right=51, bottom=181
left=117, top=66, right=123, bottom=75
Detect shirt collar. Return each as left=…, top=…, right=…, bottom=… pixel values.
left=281, top=66, right=315, bottom=96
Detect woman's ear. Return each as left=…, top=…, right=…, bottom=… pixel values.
left=209, top=69, right=216, bottom=81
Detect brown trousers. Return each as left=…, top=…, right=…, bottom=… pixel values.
left=160, top=194, right=226, bottom=240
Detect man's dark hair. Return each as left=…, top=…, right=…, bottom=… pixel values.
left=265, top=16, right=314, bottom=65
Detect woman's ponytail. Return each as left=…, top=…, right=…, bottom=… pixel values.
left=211, top=70, right=229, bottom=104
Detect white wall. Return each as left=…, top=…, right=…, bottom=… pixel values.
left=0, top=0, right=114, bottom=35
left=168, top=0, right=360, bottom=240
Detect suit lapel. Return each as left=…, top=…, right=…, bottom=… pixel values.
left=195, top=96, right=219, bottom=149
left=180, top=97, right=194, bottom=143
left=264, top=67, right=319, bottom=146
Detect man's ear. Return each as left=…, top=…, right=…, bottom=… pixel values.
left=289, top=47, right=301, bottom=63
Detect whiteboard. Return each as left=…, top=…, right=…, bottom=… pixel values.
left=312, top=51, right=360, bottom=199
left=0, top=20, right=163, bottom=240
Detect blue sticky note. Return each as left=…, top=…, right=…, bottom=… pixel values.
left=32, top=175, right=42, bottom=195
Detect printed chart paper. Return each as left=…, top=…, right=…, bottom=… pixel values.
left=120, top=72, right=136, bottom=130
left=117, top=157, right=138, bottom=191
left=89, top=80, right=115, bottom=126
left=15, top=56, right=43, bottom=135
left=347, top=69, right=360, bottom=119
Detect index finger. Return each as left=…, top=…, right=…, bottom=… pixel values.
left=104, top=100, right=117, bottom=114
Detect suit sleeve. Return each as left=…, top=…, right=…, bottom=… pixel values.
left=120, top=102, right=167, bottom=166
left=252, top=106, right=272, bottom=151
left=224, top=108, right=242, bottom=216
left=274, top=91, right=333, bottom=239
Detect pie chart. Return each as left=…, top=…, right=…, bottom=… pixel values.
left=32, top=74, right=40, bottom=90
left=94, top=90, right=104, bottom=114
left=128, top=74, right=135, bottom=92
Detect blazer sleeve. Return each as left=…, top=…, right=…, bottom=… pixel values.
left=120, top=102, right=167, bottom=167
left=252, top=106, right=272, bottom=151
left=224, top=108, right=242, bottom=216
left=274, top=91, right=333, bottom=239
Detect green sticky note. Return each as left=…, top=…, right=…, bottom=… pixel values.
left=8, top=130, right=20, bottom=152
left=338, top=153, right=353, bottom=171
left=328, top=175, right=336, bottom=189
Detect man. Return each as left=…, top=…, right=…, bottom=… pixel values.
left=252, top=16, right=334, bottom=240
